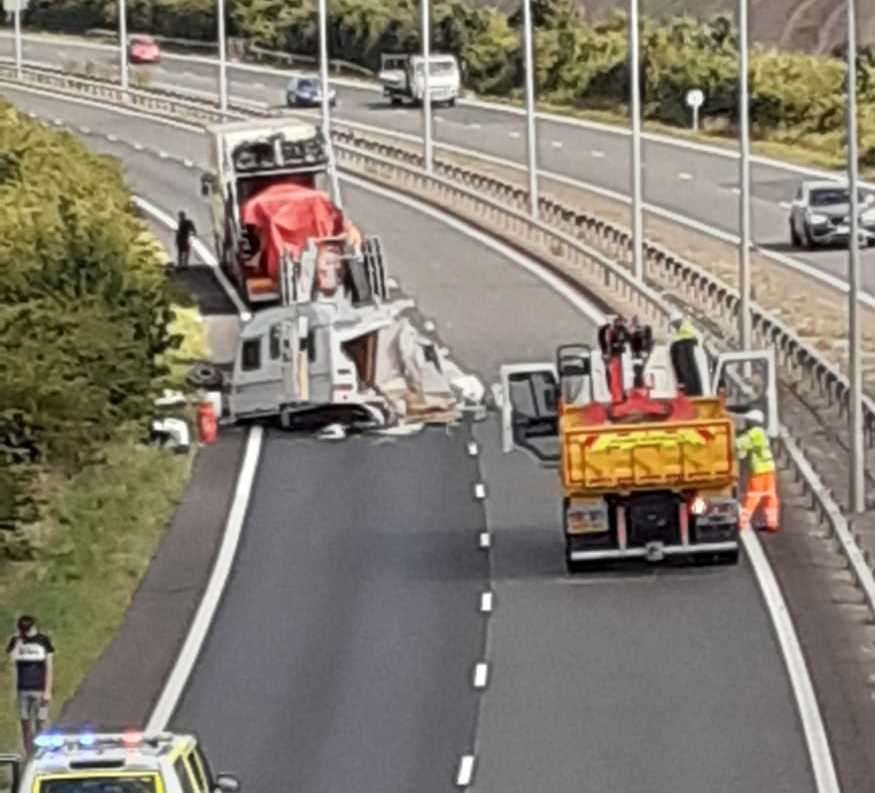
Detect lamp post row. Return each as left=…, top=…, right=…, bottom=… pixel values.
left=10, top=0, right=856, bottom=504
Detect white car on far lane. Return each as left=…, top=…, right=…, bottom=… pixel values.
left=789, top=180, right=875, bottom=249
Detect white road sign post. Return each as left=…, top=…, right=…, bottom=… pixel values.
left=686, top=88, right=703, bottom=132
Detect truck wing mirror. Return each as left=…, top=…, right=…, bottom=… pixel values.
left=200, top=173, right=215, bottom=197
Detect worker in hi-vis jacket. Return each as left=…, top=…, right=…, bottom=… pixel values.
left=736, top=409, right=780, bottom=532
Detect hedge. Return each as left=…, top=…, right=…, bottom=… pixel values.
left=0, top=100, right=178, bottom=551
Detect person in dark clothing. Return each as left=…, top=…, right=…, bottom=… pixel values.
left=6, top=615, right=54, bottom=755
left=668, top=310, right=703, bottom=396
left=175, top=211, right=197, bottom=268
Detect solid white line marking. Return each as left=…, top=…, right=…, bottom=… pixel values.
left=131, top=196, right=246, bottom=316
left=473, top=662, right=489, bottom=689
left=474, top=483, right=486, bottom=500
left=678, top=172, right=693, bottom=181
left=146, top=426, right=263, bottom=731
left=467, top=441, right=479, bottom=456
left=479, top=532, right=491, bottom=549
left=480, top=591, right=494, bottom=612
left=742, top=530, right=840, bottom=793
left=456, top=755, right=476, bottom=787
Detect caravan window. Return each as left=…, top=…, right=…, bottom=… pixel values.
left=241, top=338, right=261, bottom=371
left=269, top=325, right=281, bottom=360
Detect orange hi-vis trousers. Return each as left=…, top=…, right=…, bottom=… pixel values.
left=741, top=471, right=780, bottom=532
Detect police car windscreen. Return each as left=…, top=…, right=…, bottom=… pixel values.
left=39, top=776, right=157, bottom=793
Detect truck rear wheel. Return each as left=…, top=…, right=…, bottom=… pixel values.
left=390, top=96, right=403, bottom=106
left=716, top=548, right=740, bottom=565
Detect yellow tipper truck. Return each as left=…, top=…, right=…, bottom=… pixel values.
left=498, top=319, right=778, bottom=572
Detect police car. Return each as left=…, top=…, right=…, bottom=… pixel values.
left=0, top=732, right=239, bottom=793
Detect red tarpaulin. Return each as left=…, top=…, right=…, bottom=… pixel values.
left=240, top=183, right=344, bottom=284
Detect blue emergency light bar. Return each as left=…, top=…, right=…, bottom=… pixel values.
left=34, top=731, right=159, bottom=751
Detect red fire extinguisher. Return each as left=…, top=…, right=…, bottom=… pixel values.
left=197, top=400, right=218, bottom=445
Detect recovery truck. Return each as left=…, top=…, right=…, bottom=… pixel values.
left=200, top=116, right=351, bottom=308
left=378, top=53, right=460, bottom=107
left=498, top=319, right=778, bottom=571
left=197, top=118, right=484, bottom=432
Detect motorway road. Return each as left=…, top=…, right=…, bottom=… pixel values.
left=3, top=87, right=817, bottom=792
left=4, top=32, right=875, bottom=292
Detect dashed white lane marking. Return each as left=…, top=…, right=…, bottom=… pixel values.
left=551, top=140, right=563, bottom=148
left=509, top=131, right=520, bottom=139
left=133, top=143, right=144, bottom=151
left=592, top=149, right=605, bottom=158
left=158, top=150, right=169, bottom=159
left=78, top=125, right=90, bottom=133
left=479, top=532, right=491, bottom=549
left=480, top=591, right=494, bottom=612
left=467, top=441, right=479, bottom=456
left=106, top=133, right=118, bottom=142
left=678, top=172, right=693, bottom=181
left=473, top=662, right=489, bottom=689
left=183, top=158, right=194, bottom=168
left=731, top=187, right=741, bottom=195
left=53, top=118, right=63, bottom=125
left=456, top=755, right=476, bottom=787
left=468, top=123, right=481, bottom=129
left=474, top=483, right=487, bottom=500
left=779, top=201, right=792, bottom=209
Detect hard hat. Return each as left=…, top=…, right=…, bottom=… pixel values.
left=668, top=310, right=683, bottom=328
left=745, top=409, right=765, bottom=425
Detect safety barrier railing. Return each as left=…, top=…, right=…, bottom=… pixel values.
left=4, top=65, right=871, bottom=586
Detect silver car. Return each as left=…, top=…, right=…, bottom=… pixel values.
left=789, top=180, right=875, bottom=248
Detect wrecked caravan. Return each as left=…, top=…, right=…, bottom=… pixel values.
left=222, top=232, right=483, bottom=431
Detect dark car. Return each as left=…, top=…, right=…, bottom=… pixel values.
left=286, top=77, right=337, bottom=108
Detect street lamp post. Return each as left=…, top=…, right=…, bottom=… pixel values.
left=119, top=0, right=128, bottom=92
left=421, top=0, right=433, bottom=173
left=738, top=0, right=752, bottom=353
left=318, top=0, right=342, bottom=206
left=13, top=0, right=22, bottom=80
left=847, top=0, right=864, bottom=513
left=629, top=0, right=644, bottom=281
left=522, top=0, right=539, bottom=218
left=217, top=0, right=228, bottom=114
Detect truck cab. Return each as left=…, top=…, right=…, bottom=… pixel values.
left=498, top=320, right=778, bottom=572
left=1, top=732, right=238, bottom=793
left=378, top=53, right=460, bottom=107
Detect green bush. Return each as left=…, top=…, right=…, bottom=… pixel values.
left=0, top=101, right=177, bottom=544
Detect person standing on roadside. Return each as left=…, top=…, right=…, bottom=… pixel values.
left=6, top=615, right=55, bottom=755
left=176, top=211, right=197, bottom=269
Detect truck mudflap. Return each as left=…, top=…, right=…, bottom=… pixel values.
left=567, top=540, right=739, bottom=563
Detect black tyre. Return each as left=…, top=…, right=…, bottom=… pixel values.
left=446, top=97, right=456, bottom=108
left=186, top=362, right=224, bottom=390
left=803, top=225, right=816, bottom=250
left=390, top=96, right=403, bottom=106
left=716, top=548, right=740, bottom=565
left=790, top=221, right=801, bottom=247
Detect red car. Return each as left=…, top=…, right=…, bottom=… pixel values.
left=128, top=35, right=161, bottom=64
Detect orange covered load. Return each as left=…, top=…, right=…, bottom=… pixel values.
left=241, top=183, right=345, bottom=284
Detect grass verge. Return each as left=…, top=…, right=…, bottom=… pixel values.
left=0, top=299, right=207, bottom=755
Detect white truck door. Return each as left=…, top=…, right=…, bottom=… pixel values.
left=229, top=322, right=288, bottom=416
left=712, top=349, right=779, bottom=437
left=498, top=363, right=560, bottom=463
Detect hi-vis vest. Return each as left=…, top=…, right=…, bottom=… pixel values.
left=737, top=425, right=775, bottom=475
left=672, top=322, right=698, bottom=342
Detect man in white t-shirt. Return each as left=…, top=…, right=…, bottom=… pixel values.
left=6, top=615, right=54, bottom=754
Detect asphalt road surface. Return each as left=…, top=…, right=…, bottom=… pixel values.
left=4, top=31, right=875, bottom=291
left=3, top=87, right=817, bottom=793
